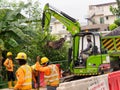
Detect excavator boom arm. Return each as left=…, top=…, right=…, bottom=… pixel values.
left=42, top=3, right=81, bottom=63
left=42, top=3, right=80, bottom=35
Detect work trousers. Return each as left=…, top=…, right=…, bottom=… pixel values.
left=7, top=71, right=15, bottom=81
left=47, top=85, right=58, bottom=90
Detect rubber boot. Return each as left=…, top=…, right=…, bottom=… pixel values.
left=13, top=81, right=17, bottom=86
left=8, top=81, right=13, bottom=89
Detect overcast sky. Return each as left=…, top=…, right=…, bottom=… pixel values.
left=9, top=0, right=116, bottom=23
left=39, top=0, right=116, bottom=23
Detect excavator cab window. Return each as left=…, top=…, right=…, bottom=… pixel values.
left=74, top=32, right=100, bottom=67
left=79, top=33, right=99, bottom=56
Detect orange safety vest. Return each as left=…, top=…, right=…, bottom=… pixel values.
left=16, top=64, right=32, bottom=90
left=45, top=64, right=59, bottom=86
left=56, top=64, right=62, bottom=78
left=4, top=58, right=14, bottom=71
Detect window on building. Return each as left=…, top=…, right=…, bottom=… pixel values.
left=100, top=17, right=104, bottom=24
left=50, top=26, right=52, bottom=32
left=89, top=6, right=94, bottom=10
left=104, top=29, right=107, bottom=31
left=106, top=16, right=109, bottom=20
left=62, top=25, right=65, bottom=29
left=50, top=26, right=52, bottom=29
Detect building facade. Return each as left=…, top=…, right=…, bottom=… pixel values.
left=50, top=18, right=69, bottom=35
left=87, top=2, right=117, bottom=25
left=50, top=2, right=117, bottom=34
left=49, top=18, right=71, bottom=40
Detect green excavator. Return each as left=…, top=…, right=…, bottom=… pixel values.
left=42, top=3, right=120, bottom=80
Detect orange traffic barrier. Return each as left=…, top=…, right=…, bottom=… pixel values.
left=108, top=71, right=120, bottom=90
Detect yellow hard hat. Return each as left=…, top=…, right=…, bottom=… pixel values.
left=41, top=57, right=49, bottom=64
left=15, top=52, right=27, bottom=60
left=7, top=52, right=12, bottom=56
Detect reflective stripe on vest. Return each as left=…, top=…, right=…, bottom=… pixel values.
left=21, top=64, right=32, bottom=86
left=45, top=64, right=59, bottom=83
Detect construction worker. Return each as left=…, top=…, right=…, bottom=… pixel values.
left=14, top=52, right=32, bottom=90
left=35, top=56, right=60, bottom=90
left=80, top=35, right=93, bottom=65
left=31, top=57, right=46, bottom=89
left=31, top=64, right=39, bottom=89
left=4, top=52, right=16, bottom=89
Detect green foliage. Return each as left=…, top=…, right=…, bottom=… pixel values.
left=110, top=6, right=120, bottom=16
left=109, top=0, right=120, bottom=30
left=0, top=1, right=30, bottom=51
left=114, top=18, right=120, bottom=26
left=109, top=23, right=118, bottom=31
left=0, top=39, right=5, bottom=50
left=40, top=36, right=69, bottom=70
left=0, top=1, right=68, bottom=71
left=110, top=0, right=120, bottom=17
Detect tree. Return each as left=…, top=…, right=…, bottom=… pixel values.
left=114, top=18, right=120, bottom=26
left=0, top=0, right=68, bottom=70
left=0, top=1, right=30, bottom=62
left=19, top=1, right=68, bottom=68
left=0, top=1, right=33, bottom=83
left=110, top=0, right=120, bottom=17
left=109, top=0, right=120, bottom=30
left=109, top=23, right=118, bottom=30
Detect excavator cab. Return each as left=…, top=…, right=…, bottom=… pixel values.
left=67, top=31, right=112, bottom=76
left=73, top=32, right=100, bottom=67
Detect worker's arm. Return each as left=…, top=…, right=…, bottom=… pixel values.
left=32, top=70, right=36, bottom=83
left=82, top=43, right=92, bottom=52
left=14, top=68, right=25, bottom=89
left=35, top=61, right=51, bottom=76
left=4, top=59, right=10, bottom=68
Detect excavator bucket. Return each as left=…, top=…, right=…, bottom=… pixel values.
left=46, top=36, right=67, bottom=49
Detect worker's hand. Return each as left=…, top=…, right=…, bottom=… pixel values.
left=7, top=66, right=11, bottom=69
left=80, top=50, right=82, bottom=54
left=36, top=56, right=40, bottom=62
left=33, top=79, right=37, bottom=83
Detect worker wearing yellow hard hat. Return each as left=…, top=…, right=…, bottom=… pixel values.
left=31, top=56, right=47, bottom=89
left=35, top=56, right=60, bottom=90
left=41, top=57, right=49, bottom=64
left=4, top=52, right=16, bottom=89
left=15, top=52, right=27, bottom=60
left=7, top=52, right=12, bottom=57
left=14, top=52, right=32, bottom=90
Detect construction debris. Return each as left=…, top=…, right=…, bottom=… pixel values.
left=46, top=36, right=67, bottom=49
